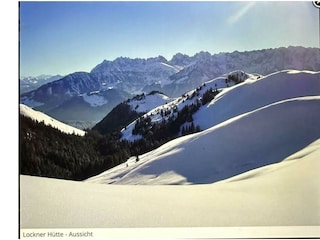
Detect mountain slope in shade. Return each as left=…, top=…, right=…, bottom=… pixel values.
left=45, top=88, right=132, bottom=128
left=20, top=74, right=63, bottom=94
left=20, top=138, right=320, bottom=228
left=90, top=56, right=180, bottom=94
left=93, top=91, right=172, bottom=135
left=20, top=104, right=85, bottom=136
left=86, top=96, right=320, bottom=185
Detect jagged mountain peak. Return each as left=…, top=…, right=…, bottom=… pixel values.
left=193, top=51, right=212, bottom=60
left=169, top=53, right=193, bottom=67
left=92, top=55, right=169, bottom=72
left=20, top=46, right=320, bottom=128
left=146, top=55, right=168, bottom=63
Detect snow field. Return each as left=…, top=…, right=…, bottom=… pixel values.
left=20, top=138, right=320, bottom=228
left=194, top=70, right=320, bottom=130
left=20, top=104, right=86, bottom=136
left=127, top=92, right=171, bottom=114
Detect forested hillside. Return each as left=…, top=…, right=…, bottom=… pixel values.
left=20, top=115, right=131, bottom=180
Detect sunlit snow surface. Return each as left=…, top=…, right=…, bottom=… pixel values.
left=20, top=139, right=320, bottom=228
left=20, top=70, right=320, bottom=228
left=127, top=92, right=171, bottom=113
left=20, top=104, right=86, bottom=136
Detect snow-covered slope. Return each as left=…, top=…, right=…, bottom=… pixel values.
left=88, top=96, right=320, bottom=185
left=120, top=71, right=254, bottom=141
left=92, top=91, right=172, bottom=135
left=120, top=70, right=320, bottom=142
left=20, top=138, right=320, bottom=228
left=127, top=91, right=172, bottom=113
left=20, top=104, right=85, bottom=136
left=194, top=70, right=320, bottom=130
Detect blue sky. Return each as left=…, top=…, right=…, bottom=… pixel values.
left=19, top=1, right=319, bottom=77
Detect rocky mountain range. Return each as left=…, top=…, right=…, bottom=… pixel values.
left=20, top=46, right=320, bottom=127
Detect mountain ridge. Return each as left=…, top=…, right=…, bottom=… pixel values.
left=20, top=74, right=63, bottom=94
left=20, top=46, right=320, bottom=126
